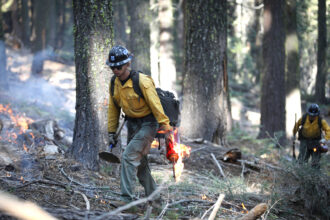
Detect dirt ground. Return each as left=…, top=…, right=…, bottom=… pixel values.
left=0, top=48, right=329, bottom=219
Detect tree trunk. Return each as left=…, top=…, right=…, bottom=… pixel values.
left=46, top=0, right=57, bottom=49
left=258, top=0, right=286, bottom=145
left=21, top=0, right=31, bottom=47
left=172, top=0, right=184, bottom=95
left=69, top=0, right=113, bottom=171
left=314, top=0, right=327, bottom=103
left=149, top=0, right=159, bottom=87
left=0, top=0, right=9, bottom=91
left=11, top=0, right=22, bottom=45
left=127, top=0, right=151, bottom=75
left=181, top=0, right=228, bottom=145
left=247, top=0, right=263, bottom=84
left=55, top=0, right=65, bottom=50
left=159, top=0, right=177, bottom=94
left=113, top=0, right=128, bottom=45
left=31, top=0, right=50, bottom=74
left=285, top=0, right=301, bottom=138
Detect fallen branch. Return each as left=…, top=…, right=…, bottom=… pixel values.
left=238, top=203, right=267, bottom=220
left=211, top=153, right=226, bottom=178
left=208, top=194, right=225, bottom=220
left=59, top=167, right=119, bottom=193
left=74, top=191, right=90, bottom=211
left=201, top=204, right=215, bottom=219
left=0, top=190, right=57, bottom=220
left=168, top=199, right=213, bottom=207
left=95, top=186, right=163, bottom=219
left=16, top=179, right=68, bottom=191
left=144, top=206, right=153, bottom=220
left=43, top=207, right=137, bottom=220
left=190, top=146, right=208, bottom=153
left=157, top=202, right=169, bottom=219
left=241, top=161, right=246, bottom=178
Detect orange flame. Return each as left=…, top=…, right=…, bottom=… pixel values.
left=0, top=104, right=33, bottom=133
left=100, top=200, right=106, bottom=204
left=313, top=148, right=317, bottom=152
left=23, top=144, right=29, bottom=152
left=151, top=139, right=160, bottom=148
left=167, top=129, right=191, bottom=182
left=241, top=203, right=248, bottom=213
left=0, top=104, right=34, bottom=150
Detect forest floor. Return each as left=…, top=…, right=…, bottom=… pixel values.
left=0, top=47, right=329, bottom=220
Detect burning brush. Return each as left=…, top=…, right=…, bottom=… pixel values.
left=161, top=128, right=191, bottom=182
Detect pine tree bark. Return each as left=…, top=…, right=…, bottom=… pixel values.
left=247, top=0, right=263, bottom=83
left=127, top=0, right=151, bottom=75
left=31, top=0, right=50, bottom=74
left=172, top=0, right=184, bottom=94
left=285, top=0, right=301, bottom=137
left=159, top=0, right=176, bottom=94
left=113, top=0, right=127, bottom=45
left=69, top=0, right=113, bottom=170
left=314, top=0, right=327, bottom=103
left=258, top=0, right=286, bottom=145
left=46, top=0, right=57, bottom=49
left=181, top=0, right=228, bottom=145
left=21, top=0, right=31, bottom=47
left=149, top=0, right=159, bottom=87
left=0, top=0, right=8, bottom=91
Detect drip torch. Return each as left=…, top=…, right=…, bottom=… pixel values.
left=165, top=131, right=179, bottom=180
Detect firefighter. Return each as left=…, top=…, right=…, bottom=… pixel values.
left=106, top=45, right=172, bottom=207
left=293, top=103, right=330, bottom=169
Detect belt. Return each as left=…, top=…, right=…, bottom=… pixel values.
left=126, top=114, right=156, bottom=123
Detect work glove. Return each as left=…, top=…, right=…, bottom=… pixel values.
left=108, top=133, right=116, bottom=146
left=319, top=138, right=326, bottom=145
left=158, top=124, right=173, bottom=134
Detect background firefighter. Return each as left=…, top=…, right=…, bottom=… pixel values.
left=106, top=45, right=172, bottom=206
left=292, top=103, right=330, bottom=169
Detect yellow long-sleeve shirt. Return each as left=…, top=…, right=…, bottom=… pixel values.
left=293, top=115, right=330, bottom=140
left=108, top=73, right=170, bottom=133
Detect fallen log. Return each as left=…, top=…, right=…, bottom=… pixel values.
left=43, top=207, right=138, bottom=220
left=0, top=190, right=57, bottom=220
left=238, top=203, right=268, bottom=220
left=208, top=194, right=225, bottom=220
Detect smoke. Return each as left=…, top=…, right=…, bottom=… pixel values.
left=3, top=48, right=76, bottom=132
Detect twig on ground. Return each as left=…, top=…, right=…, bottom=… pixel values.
left=241, top=161, right=246, bottom=178
left=190, top=146, right=208, bottom=153
left=201, top=204, right=215, bottom=219
left=16, top=179, right=68, bottom=190
left=95, top=186, right=163, bottom=219
left=157, top=202, right=169, bottom=220
left=168, top=199, right=213, bottom=207
left=262, top=199, right=281, bottom=220
left=74, top=191, right=90, bottom=211
left=211, top=153, right=226, bottom=178
left=208, top=194, right=225, bottom=220
left=143, top=206, right=153, bottom=220
left=59, top=167, right=119, bottom=193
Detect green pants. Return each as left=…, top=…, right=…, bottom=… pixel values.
left=298, top=139, right=321, bottom=169
left=120, top=117, right=158, bottom=202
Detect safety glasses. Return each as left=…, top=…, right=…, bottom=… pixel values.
left=110, top=64, right=124, bottom=71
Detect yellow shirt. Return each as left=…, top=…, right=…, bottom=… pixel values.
left=293, top=115, right=330, bottom=140
left=108, top=73, right=170, bottom=132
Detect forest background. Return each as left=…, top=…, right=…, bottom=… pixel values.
left=0, top=0, right=329, bottom=219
